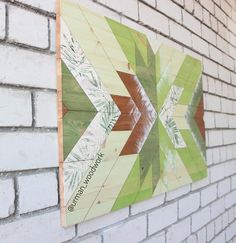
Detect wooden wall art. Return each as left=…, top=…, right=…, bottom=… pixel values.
left=57, top=0, right=207, bottom=227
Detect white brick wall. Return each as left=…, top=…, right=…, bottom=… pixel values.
left=0, top=0, right=235, bottom=242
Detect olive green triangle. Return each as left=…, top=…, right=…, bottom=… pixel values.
left=63, top=111, right=97, bottom=160
left=62, top=61, right=96, bottom=112
left=111, top=156, right=140, bottom=211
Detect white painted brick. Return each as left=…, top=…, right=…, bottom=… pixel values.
left=202, top=25, right=217, bottom=46
left=217, top=35, right=229, bottom=55
left=156, top=0, right=182, bottom=22
left=209, top=45, right=223, bottom=64
left=186, top=234, right=197, bottom=243
left=226, top=221, right=236, bottom=241
left=0, top=132, right=58, bottom=171
left=170, top=21, right=192, bottom=47
left=76, top=235, right=101, bottom=243
left=148, top=202, right=178, bottom=234
left=223, top=130, right=236, bottom=144
left=77, top=207, right=129, bottom=236
left=166, top=184, right=190, bottom=201
left=228, top=207, right=234, bottom=224
left=139, top=3, right=169, bottom=36
left=218, top=178, right=231, bottom=197
left=207, top=130, right=223, bottom=147
left=214, top=216, right=223, bottom=234
left=203, top=59, right=218, bottom=78
left=218, top=65, right=231, bottom=83
left=0, top=179, right=15, bottom=218
left=18, top=172, right=58, bottom=213
left=211, top=231, right=225, bottom=243
left=194, top=2, right=203, bottom=20
left=199, top=0, right=214, bottom=14
left=34, top=91, right=57, bottom=127
left=145, top=231, right=165, bottom=243
left=184, top=0, right=194, bottom=12
left=8, top=6, right=48, bottom=48
left=221, top=98, right=233, bottom=114
left=212, top=147, right=221, bottom=164
left=0, top=2, right=5, bottom=39
left=231, top=175, right=236, bottom=190
left=142, top=0, right=156, bottom=7
left=166, top=218, right=191, bottom=243
left=221, top=0, right=232, bottom=16
left=215, top=80, right=222, bottom=96
left=215, top=113, right=228, bottom=128
left=222, top=211, right=229, bottom=229
left=197, top=227, right=207, bottom=243
left=225, top=190, right=236, bottom=209
left=204, top=112, right=215, bottom=128
left=222, top=83, right=228, bottom=97
left=0, top=211, right=75, bottom=242
left=183, top=11, right=201, bottom=35
left=207, top=221, right=215, bottom=242
left=0, top=45, right=56, bottom=89
left=178, top=193, right=200, bottom=218
left=222, top=53, right=235, bottom=71
left=131, top=193, right=165, bottom=215
left=203, top=8, right=211, bottom=27
left=201, top=184, right=217, bottom=206
left=207, top=76, right=215, bottom=93
left=192, top=206, right=211, bottom=232
left=215, top=5, right=227, bottom=25
left=50, top=19, right=56, bottom=52
left=16, top=0, right=56, bottom=12
left=210, top=163, right=225, bottom=182
left=0, top=88, right=32, bottom=127
left=103, top=215, right=146, bottom=243
left=192, top=34, right=209, bottom=56
left=211, top=15, right=218, bottom=32
left=211, top=198, right=225, bottom=218
left=191, top=177, right=210, bottom=191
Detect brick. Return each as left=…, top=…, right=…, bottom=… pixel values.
left=145, top=231, right=165, bottom=243
left=183, top=11, right=201, bottom=35
left=210, top=163, right=225, bottom=182
left=228, top=207, right=234, bottom=224
left=211, top=15, right=218, bottom=32
left=191, top=177, right=210, bottom=191
left=178, top=193, right=200, bottom=218
left=139, top=3, right=169, bottom=36
left=215, top=113, right=228, bottom=128
left=50, top=19, right=56, bottom=52
left=203, top=59, right=218, bottom=78
left=214, top=216, right=222, bottom=234
left=202, top=25, right=216, bottom=46
left=131, top=193, right=165, bottom=215
left=170, top=21, right=192, bottom=47
left=197, top=227, right=207, bottom=243
left=184, top=0, right=194, bottom=12
left=8, top=6, right=48, bottom=48
left=100, top=0, right=138, bottom=19
left=16, top=0, right=56, bottom=12
left=166, top=218, right=191, bottom=243
left=207, top=221, right=215, bottom=242
left=225, top=190, right=236, bottom=209
left=0, top=211, right=75, bottom=242
left=221, top=98, right=233, bottom=114
left=209, top=45, right=223, bottom=64
left=186, top=234, right=197, bottom=243
left=77, top=207, right=128, bottom=236
left=218, top=178, right=231, bottom=197
left=103, top=215, right=146, bottom=243
left=166, top=184, right=190, bottom=201
left=192, top=35, right=209, bottom=56
left=18, top=172, right=58, bottom=213
left=192, top=206, right=211, bottom=232
left=194, top=2, right=203, bottom=20
left=203, top=8, right=211, bottom=27
left=0, top=132, right=58, bottom=171
left=76, top=235, right=101, bottom=243
left=201, top=184, right=217, bottom=206
left=211, top=198, right=225, bottom=218
left=34, top=91, right=57, bottom=127
left=217, top=35, right=229, bottom=55
left=0, top=179, right=15, bottom=218
left=222, top=211, right=229, bottom=229
left=156, top=0, right=182, bottom=22
left=199, top=0, right=214, bottom=14
left=208, top=130, right=223, bottom=147
left=218, top=65, right=231, bottom=84
left=215, top=5, right=227, bottom=25
left=142, top=0, right=156, bottom=7
left=0, top=88, right=32, bottom=127
left=231, top=174, right=236, bottom=190
left=226, top=221, right=236, bottom=241
left=0, top=2, right=5, bottom=39
left=0, top=45, right=56, bottom=89
left=148, top=202, right=177, bottom=234
left=212, top=232, right=225, bottom=243
left=223, top=130, right=236, bottom=144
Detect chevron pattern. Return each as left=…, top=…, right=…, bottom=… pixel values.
left=58, top=0, right=207, bottom=227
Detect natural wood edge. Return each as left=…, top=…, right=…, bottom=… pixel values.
left=56, top=0, right=66, bottom=228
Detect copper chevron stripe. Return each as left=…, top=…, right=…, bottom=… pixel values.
left=194, top=97, right=205, bottom=140
left=117, top=71, right=157, bottom=155
left=111, top=95, right=140, bottom=131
